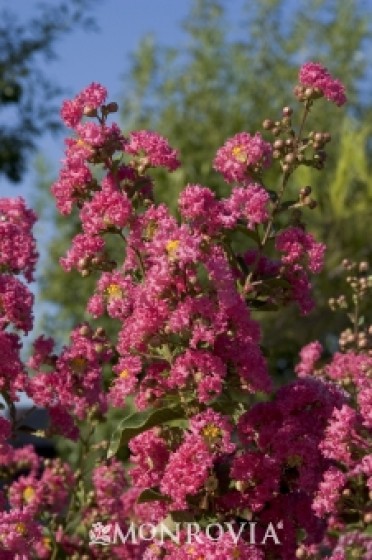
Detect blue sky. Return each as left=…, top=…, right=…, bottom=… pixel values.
left=1, top=0, right=195, bottom=201
left=0, top=0, right=246, bottom=203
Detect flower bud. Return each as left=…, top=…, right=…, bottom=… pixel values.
left=300, top=186, right=312, bottom=197
left=308, top=199, right=317, bottom=209
left=83, top=106, right=98, bottom=117
left=263, top=119, right=274, bottom=130
left=323, top=132, right=331, bottom=143
left=284, top=153, right=295, bottom=164
left=79, top=325, right=90, bottom=337
left=106, top=101, right=119, bottom=113
left=274, top=139, right=284, bottom=150
left=282, top=106, right=293, bottom=117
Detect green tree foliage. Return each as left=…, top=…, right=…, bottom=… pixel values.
left=0, top=0, right=97, bottom=182
left=41, top=0, right=372, bottom=373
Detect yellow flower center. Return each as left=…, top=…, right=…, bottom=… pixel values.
left=233, top=549, right=241, bottom=559
left=202, top=424, right=221, bottom=440
left=76, top=138, right=88, bottom=148
left=15, top=522, right=27, bottom=535
left=287, top=454, right=302, bottom=468
left=144, top=220, right=158, bottom=241
left=232, top=145, right=247, bottom=163
left=70, top=356, right=87, bottom=373
left=119, top=369, right=130, bottom=378
left=43, top=536, right=52, bottom=550
left=166, top=239, right=180, bottom=258
left=23, top=486, right=35, bottom=503
left=106, top=283, right=123, bottom=300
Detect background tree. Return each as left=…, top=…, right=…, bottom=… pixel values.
left=40, top=0, right=372, bottom=375
left=0, top=0, right=96, bottom=182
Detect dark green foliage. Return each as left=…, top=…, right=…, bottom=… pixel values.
left=0, top=0, right=97, bottom=182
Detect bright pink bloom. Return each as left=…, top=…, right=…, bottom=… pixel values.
left=213, top=132, right=272, bottom=183
left=80, top=177, right=132, bottom=235
left=189, top=408, right=236, bottom=454
left=295, top=340, right=323, bottom=377
left=92, top=460, right=127, bottom=516
left=312, top=467, right=346, bottom=517
left=60, top=233, right=105, bottom=272
left=0, top=274, right=34, bottom=332
left=227, top=183, right=270, bottom=228
left=276, top=226, right=325, bottom=273
left=299, top=62, right=346, bottom=106
left=129, top=428, right=169, bottom=487
left=61, top=82, right=107, bottom=128
left=125, top=130, right=180, bottom=171
left=0, top=197, right=38, bottom=281
left=160, top=433, right=213, bottom=509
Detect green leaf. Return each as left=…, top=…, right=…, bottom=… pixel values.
left=107, top=405, right=185, bottom=459
left=137, top=488, right=171, bottom=504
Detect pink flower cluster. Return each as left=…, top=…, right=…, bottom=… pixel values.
left=0, top=197, right=38, bottom=281
left=1, top=67, right=359, bottom=558
left=213, top=131, right=272, bottom=183
left=299, top=62, right=347, bottom=106
left=276, top=226, right=326, bottom=313
left=61, top=82, right=108, bottom=128
left=125, top=130, right=180, bottom=171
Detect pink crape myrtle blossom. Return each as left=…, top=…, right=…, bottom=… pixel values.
left=312, top=467, right=346, bottom=517
left=227, top=182, right=270, bottom=229
left=0, top=197, right=38, bottom=281
left=125, top=130, right=180, bottom=171
left=160, top=433, right=214, bottom=509
left=295, top=340, right=323, bottom=377
left=61, top=81, right=107, bottom=128
left=213, top=131, right=272, bottom=183
left=129, top=428, right=169, bottom=488
left=0, top=274, right=34, bottom=333
left=298, top=62, right=347, bottom=106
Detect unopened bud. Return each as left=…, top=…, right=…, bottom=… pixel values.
left=284, top=153, right=296, bottom=164
left=274, top=139, right=284, bottom=150
left=308, top=199, right=317, bottom=209
left=106, top=101, right=118, bottom=113
left=300, top=186, right=312, bottom=197
left=282, top=106, right=293, bottom=117
left=323, top=132, right=331, bottom=143
left=263, top=119, right=274, bottom=130
left=83, top=106, right=98, bottom=117
left=79, top=325, right=90, bottom=337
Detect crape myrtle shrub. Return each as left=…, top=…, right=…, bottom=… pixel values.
left=0, top=64, right=371, bottom=559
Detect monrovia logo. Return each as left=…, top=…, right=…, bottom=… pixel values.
left=89, top=520, right=283, bottom=547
